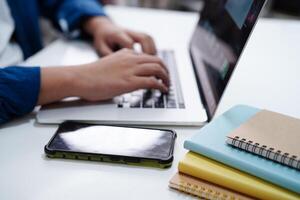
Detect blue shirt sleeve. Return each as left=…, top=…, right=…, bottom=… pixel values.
left=0, top=67, right=40, bottom=125
left=40, top=0, right=107, bottom=37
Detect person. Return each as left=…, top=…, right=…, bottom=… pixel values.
left=0, top=0, right=170, bottom=124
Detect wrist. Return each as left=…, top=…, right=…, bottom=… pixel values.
left=38, top=66, right=80, bottom=105
left=65, top=65, right=89, bottom=98
left=83, top=16, right=112, bottom=37
left=67, top=64, right=97, bottom=99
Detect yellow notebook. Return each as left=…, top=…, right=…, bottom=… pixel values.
left=178, top=152, right=300, bottom=200
left=169, top=172, right=255, bottom=200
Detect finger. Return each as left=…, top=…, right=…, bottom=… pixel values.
left=96, top=41, right=113, bottom=56
left=134, top=63, right=170, bottom=87
left=126, top=30, right=157, bottom=55
left=113, top=32, right=135, bottom=49
left=133, top=76, right=168, bottom=93
left=119, top=48, right=136, bottom=54
left=135, top=54, right=169, bottom=74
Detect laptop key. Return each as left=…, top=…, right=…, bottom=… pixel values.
left=154, top=95, right=165, bottom=108
left=123, top=102, right=130, bottom=108
left=142, top=90, right=153, bottom=108
left=130, top=96, right=142, bottom=108
left=123, top=93, right=131, bottom=103
left=178, top=103, right=185, bottom=109
left=143, top=99, right=153, bottom=108
left=167, top=93, right=175, bottom=100
left=167, top=99, right=177, bottom=108
left=117, top=104, right=123, bottom=108
left=153, top=90, right=162, bottom=98
left=154, top=103, right=164, bottom=108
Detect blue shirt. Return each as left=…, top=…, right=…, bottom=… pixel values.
left=0, top=0, right=106, bottom=124
left=0, top=67, right=40, bottom=124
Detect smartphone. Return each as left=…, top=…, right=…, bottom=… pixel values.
left=45, top=121, right=176, bottom=168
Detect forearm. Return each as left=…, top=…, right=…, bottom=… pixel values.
left=83, top=16, right=111, bottom=36
left=38, top=66, right=85, bottom=105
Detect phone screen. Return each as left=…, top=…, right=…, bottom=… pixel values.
left=47, top=122, right=176, bottom=160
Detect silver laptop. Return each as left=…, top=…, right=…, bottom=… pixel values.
left=37, top=0, right=266, bottom=125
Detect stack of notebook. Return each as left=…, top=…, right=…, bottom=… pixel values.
left=169, top=105, right=300, bottom=200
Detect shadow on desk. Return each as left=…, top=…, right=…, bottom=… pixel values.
left=0, top=112, right=37, bottom=130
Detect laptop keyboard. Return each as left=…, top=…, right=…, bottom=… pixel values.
left=116, top=89, right=175, bottom=108
left=115, top=50, right=185, bottom=109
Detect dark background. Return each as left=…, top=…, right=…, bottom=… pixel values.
left=100, top=0, right=300, bottom=19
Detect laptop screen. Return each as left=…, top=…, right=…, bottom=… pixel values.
left=190, top=0, right=265, bottom=120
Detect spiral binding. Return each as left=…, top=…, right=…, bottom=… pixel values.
left=227, top=136, right=300, bottom=170
left=177, top=180, right=242, bottom=200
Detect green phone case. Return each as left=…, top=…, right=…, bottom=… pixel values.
left=44, top=122, right=176, bottom=169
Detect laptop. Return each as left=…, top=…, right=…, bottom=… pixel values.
left=37, top=0, right=266, bottom=125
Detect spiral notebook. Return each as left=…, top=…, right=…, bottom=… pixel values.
left=226, top=109, right=300, bottom=170
left=184, top=105, right=300, bottom=194
left=169, top=172, right=254, bottom=200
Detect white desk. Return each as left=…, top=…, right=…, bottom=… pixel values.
left=1, top=6, right=300, bottom=200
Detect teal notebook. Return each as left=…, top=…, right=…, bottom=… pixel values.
left=184, top=105, right=300, bottom=194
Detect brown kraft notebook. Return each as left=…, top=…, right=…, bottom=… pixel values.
left=226, top=110, right=300, bottom=170
left=169, top=172, right=255, bottom=200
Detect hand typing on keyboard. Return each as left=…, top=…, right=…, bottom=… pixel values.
left=39, top=49, right=170, bottom=105
left=114, top=50, right=185, bottom=109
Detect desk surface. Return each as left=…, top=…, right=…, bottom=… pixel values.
left=1, top=6, right=300, bottom=200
